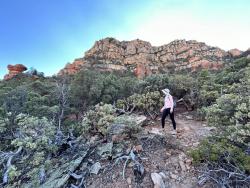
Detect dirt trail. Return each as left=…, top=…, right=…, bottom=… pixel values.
left=157, top=112, right=215, bottom=149
left=86, top=111, right=215, bottom=188
left=142, top=112, right=215, bottom=188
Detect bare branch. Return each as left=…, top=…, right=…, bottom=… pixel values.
left=70, top=172, right=83, bottom=180
left=197, top=160, right=250, bottom=187
left=113, top=149, right=144, bottom=180
left=2, top=146, right=23, bottom=184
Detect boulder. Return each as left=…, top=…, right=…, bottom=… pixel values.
left=170, top=173, right=178, bottom=180
left=133, top=145, right=143, bottom=153
left=151, top=172, right=166, bottom=188
left=108, top=115, right=147, bottom=142
left=7, top=64, right=27, bottom=72
left=179, top=160, right=186, bottom=172
left=185, top=159, right=192, bottom=166
left=90, top=162, right=102, bottom=175
left=228, top=48, right=242, bottom=57
left=109, top=124, right=128, bottom=138
left=4, top=64, right=27, bottom=80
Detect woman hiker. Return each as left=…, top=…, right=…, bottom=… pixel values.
left=160, top=88, right=177, bottom=135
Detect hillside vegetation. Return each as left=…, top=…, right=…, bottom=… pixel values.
left=0, top=57, right=249, bottom=187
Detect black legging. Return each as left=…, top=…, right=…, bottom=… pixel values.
left=161, top=108, right=176, bottom=130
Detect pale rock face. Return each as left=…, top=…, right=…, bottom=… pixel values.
left=126, top=43, right=137, bottom=55
left=228, top=48, right=243, bottom=57
left=58, top=37, right=237, bottom=78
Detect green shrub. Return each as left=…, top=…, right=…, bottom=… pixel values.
left=190, top=138, right=250, bottom=172
left=0, top=113, right=57, bottom=185
left=196, top=107, right=207, bottom=120
left=142, top=74, right=169, bottom=92
left=113, top=115, right=142, bottom=138
left=168, top=74, right=196, bottom=98
left=11, top=114, right=57, bottom=153
left=81, top=103, right=116, bottom=136
left=8, top=165, right=21, bottom=182
left=116, top=91, right=162, bottom=115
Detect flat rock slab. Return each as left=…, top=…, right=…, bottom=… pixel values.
left=90, top=162, right=102, bottom=175
left=108, top=115, right=147, bottom=141
left=97, top=142, right=113, bottom=157
left=42, top=157, right=84, bottom=188
left=22, top=149, right=89, bottom=188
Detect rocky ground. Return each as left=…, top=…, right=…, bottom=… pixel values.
left=21, top=111, right=214, bottom=188
left=82, top=112, right=215, bottom=188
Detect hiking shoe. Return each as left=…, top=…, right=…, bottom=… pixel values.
left=170, top=130, right=177, bottom=135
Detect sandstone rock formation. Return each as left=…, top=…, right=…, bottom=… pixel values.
left=134, top=64, right=152, bottom=79
left=58, top=59, right=86, bottom=76
left=4, top=64, right=27, bottom=80
left=59, top=38, right=235, bottom=78
left=228, top=48, right=242, bottom=57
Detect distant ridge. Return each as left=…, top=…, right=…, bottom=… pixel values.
left=58, top=37, right=246, bottom=78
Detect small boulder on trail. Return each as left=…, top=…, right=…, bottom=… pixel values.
left=151, top=172, right=166, bottom=188
left=108, top=115, right=147, bottom=142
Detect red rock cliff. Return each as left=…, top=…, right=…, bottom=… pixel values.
left=58, top=38, right=235, bottom=78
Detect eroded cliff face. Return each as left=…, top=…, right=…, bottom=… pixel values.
left=58, top=38, right=236, bottom=78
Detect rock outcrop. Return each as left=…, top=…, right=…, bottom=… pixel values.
left=58, top=59, right=86, bottom=75
left=228, top=48, right=243, bottom=57
left=4, top=64, right=27, bottom=80
left=58, top=38, right=235, bottom=78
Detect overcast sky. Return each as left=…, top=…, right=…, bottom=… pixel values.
left=0, top=0, right=249, bottom=78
